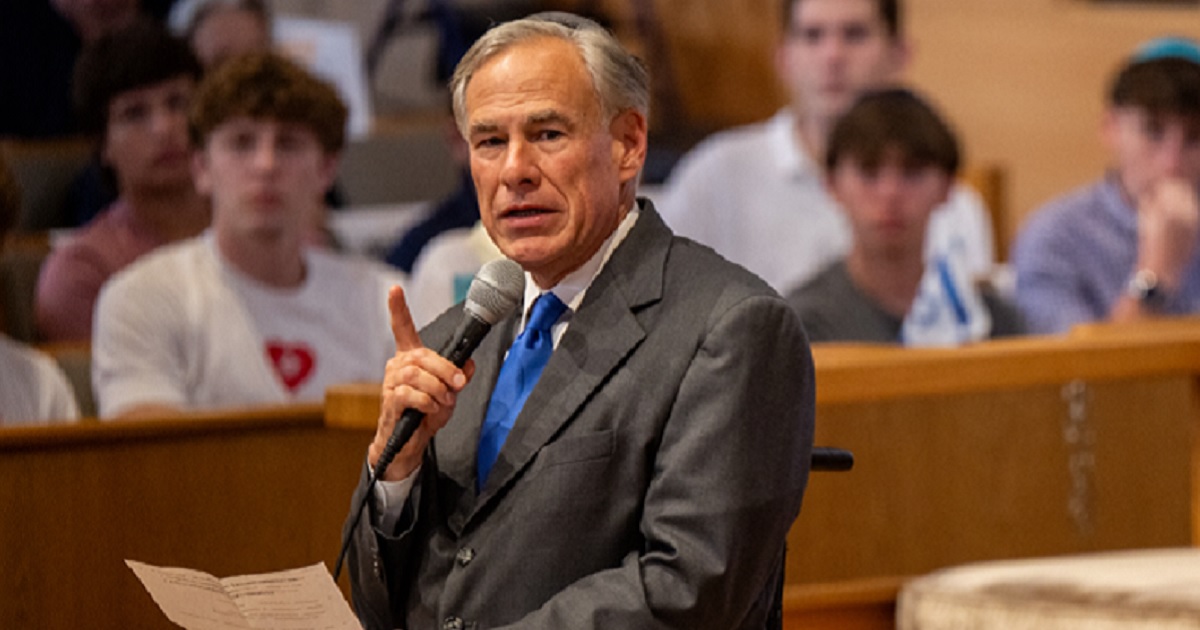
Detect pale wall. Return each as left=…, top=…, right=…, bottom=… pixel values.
left=905, top=0, right=1200, bottom=249
left=648, top=0, right=1200, bottom=251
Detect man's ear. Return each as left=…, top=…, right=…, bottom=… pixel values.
left=318, top=151, right=341, bottom=193
left=610, top=109, right=648, bottom=183
left=824, top=167, right=850, bottom=213
left=890, top=37, right=913, bottom=77
left=774, top=39, right=794, bottom=88
left=936, top=175, right=953, bottom=206
left=1100, top=108, right=1120, bottom=152
left=192, top=149, right=212, bottom=196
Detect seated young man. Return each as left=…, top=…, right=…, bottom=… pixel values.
left=787, top=88, right=1021, bottom=344
left=35, top=19, right=209, bottom=342
left=0, top=155, right=79, bottom=424
left=92, top=52, right=398, bottom=419
left=660, top=0, right=995, bottom=296
left=1013, top=37, right=1200, bottom=335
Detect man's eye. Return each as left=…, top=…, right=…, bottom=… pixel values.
left=277, top=134, right=304, bottom=151
left=166, top=93, right=190, bottom=113
left=231, top=133, right=257, bottom=151
left=537, top=129, right=565, bottom=142
left=476, top=137, right=505, bottom=149
left=843, top=24, right=870, bottom=44
left=114, top=104, right=149, bottom=124
left=1138, top=115, right=1165, bottom=138
left=798, top=26, right=823, bottom=44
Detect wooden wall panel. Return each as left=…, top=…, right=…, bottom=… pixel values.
left=0, top=410, right=372, bottom=629
left=790, top=377, right=1195, bottom=583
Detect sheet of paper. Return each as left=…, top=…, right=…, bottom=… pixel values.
left=126, top=560, right=361, bottom=630
left=127, top=561, right=255, bottom=630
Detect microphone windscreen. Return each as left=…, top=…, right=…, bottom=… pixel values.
left=465, top=259, right=525, bottom=324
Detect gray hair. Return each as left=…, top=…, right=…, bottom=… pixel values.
left=449, top=13, right=650, bottom=137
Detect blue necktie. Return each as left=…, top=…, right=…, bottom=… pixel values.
left=476, top=292, right=567, bottom=491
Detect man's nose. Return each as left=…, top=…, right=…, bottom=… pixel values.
left=1155, top=126, right=1193, bottom=178
left=820, top=34, right=850, bottom=64
left=251, top=139, right=278, bottom=171
left=150, top=105, right=184, bottom=136
left=874, top=170, right=905, bottom=199
left=500, top=139, right=539, bottom=189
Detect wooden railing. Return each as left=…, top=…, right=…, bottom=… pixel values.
left=326, top=322, right=1200, bottom=628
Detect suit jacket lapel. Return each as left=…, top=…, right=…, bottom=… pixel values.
left=468, top=200, right=672, bottom=523
left=436, top=315, right=517, bottom=535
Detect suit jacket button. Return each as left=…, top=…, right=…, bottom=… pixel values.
left=442, top=616, right=464, bottom=630
left=455, top=547, right=476, bottom=567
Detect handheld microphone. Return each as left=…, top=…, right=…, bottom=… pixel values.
left=371, top=258, right=525, bottom=479
left=335, top=258, right=524, bottom=580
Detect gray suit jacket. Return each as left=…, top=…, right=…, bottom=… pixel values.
left=345, top=201, right=815, bottom=629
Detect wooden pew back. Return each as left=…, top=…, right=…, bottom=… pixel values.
left=11, top=325, right=1200, bottom=629
left=789, top=334, right=1200, bottom=586
left=0, top=232, right=51, bottom=342
left=0, top=405, right=368, bottom=629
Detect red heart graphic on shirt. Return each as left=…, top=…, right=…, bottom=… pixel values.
left=266, top=341, right=316, bottom=392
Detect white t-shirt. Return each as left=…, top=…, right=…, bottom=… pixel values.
left=93, top=234, right=400, bottom=418
left=660, top=108, right=995, bottom=294
left=0, top=335, right=79, bottom=425
left=407, top=222, right=503, bottom=329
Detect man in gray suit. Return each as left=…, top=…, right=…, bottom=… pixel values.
left=345, top=12, right=815, bottom=630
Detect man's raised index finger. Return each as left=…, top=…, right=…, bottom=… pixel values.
left=388, top=285, right=421, bottom=352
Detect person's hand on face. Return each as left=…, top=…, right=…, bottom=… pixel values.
left=1136, top=176, right=1200, bottom=290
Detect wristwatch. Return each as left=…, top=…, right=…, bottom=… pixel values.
left=1126, top=269, right=1168, bottom=310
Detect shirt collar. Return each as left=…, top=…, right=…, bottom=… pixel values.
left=766, top=108, right=820, bottom=183
left=518, top=203, right=641, bottom=328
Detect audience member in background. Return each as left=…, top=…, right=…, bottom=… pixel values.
left=788, top=88, right=1021, bottom=344
left=380, top=7, right=494, bottom=275
left=92, top=52, right=398, bottom=419
left=60, top=2, right=272, bottom=228
left=406, top=221, right=502, bottom=328
left=168, top=0, right=272, bottom=70
left=383, top=123, right=480, bottom=275
left=0, top=156, right=80, bottom=424
left=35, top=20, right=209, bottom=343
left=169, top=0, right=346, bottom=247
left=1013, top=37, right=1200, bottom=335
left=0, top=0, right=142, bottom=138
left=660, top=0, right=993, bottom=295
